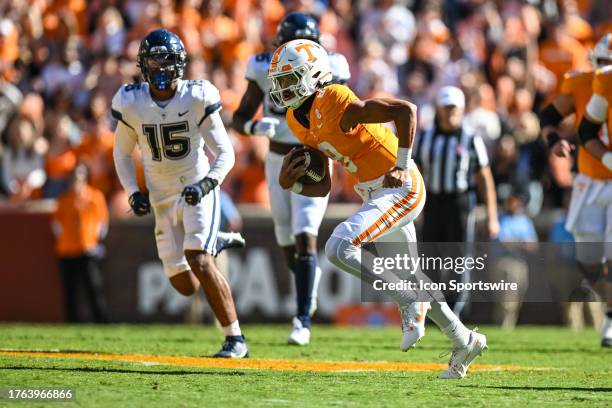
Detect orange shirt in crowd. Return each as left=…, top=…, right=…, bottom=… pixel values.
left=42, top=0, right=88, bottom=40
left=46, top=149, right=77, bottom=179
left=236, top=158, right=269, bottom=207
left=52, top=184, right=108, bottom=257
left=0, top=20, right=19, bottom=63
left=76, top=130, right=115, bottom=195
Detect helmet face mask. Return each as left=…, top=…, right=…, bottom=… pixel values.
left=269, top=65, right=313, bottom=109
left=594, top=57, right=612, bottom=68
left=142, top=54, right=181, bottom=90
left=590, top=33, right=612, bottom=69
left=267, top=40, right=332, bottom=110
left=137, top=30, right=186, bottom=91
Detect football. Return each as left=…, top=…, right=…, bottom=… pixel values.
left=293, top=147, right=327, bottom=184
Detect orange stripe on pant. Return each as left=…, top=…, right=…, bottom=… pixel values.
left=366, top=173, right=425, bottom=243
left=352, top=168, right=424, bottom=246
left=352, top=169, right=419, bottom=245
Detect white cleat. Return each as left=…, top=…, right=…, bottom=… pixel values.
left=288, top=317, right=311, bottom=346
left=399, top=302, right=429, bottom=351
left=602, top=316, right=612, bottom=348
left=440, top=330, right=488, bottom=379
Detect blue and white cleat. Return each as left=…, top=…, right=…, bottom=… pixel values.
left=439, top=330, right=487, bottom=379
left=215, top=232, right=246, bottom=255
left=213, top=336, right=249, bottom=358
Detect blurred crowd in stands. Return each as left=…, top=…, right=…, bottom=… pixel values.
left=0, top=0, right=611, bottom=218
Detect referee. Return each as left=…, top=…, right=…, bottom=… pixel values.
left=414, top=86, right=499, bottom=242
left=414, top=86, right=499, bottom=314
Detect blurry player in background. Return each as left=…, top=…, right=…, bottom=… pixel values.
left=540, top=33, right=612, bottom=348
left=273, top=39, right=486, bottom=378
left=232, top=12, right=350, bottom=346
left=576, top=34, right=612, bottom=348
left=112, top=30, right=248, bottom=357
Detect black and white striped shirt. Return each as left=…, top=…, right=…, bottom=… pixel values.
left=413, top=125, right=489, bottom=195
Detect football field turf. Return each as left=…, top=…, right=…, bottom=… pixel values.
left=0, top=324, right=610, bottom=407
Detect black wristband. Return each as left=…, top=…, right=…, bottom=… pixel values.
left=248, top=120, right=259, bottom=135
left=540, top=104, right=564, bottom=128
left=578, top=117, right=602, bottom=145
left=547, top=131, right=561, bottom=148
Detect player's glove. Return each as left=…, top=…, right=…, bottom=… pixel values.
left=244, top=118, right=280, bottom=138
left=182, top=177, right=218, bottom=205
left=129, top=191, right=151, bottom=216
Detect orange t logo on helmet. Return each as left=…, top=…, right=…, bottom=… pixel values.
left=295, top=43, right=317, bottom=63
left=270, top=45, right=285, bottom=73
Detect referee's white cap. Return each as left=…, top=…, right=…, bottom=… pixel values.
left=436, top=86, right=465, bottom=109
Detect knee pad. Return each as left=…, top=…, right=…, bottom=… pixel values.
left=325, top=236, right=345, bottom=268
left=325, top=236, right=361, bottom=278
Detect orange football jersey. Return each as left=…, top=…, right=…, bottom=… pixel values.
left=286, top=84, right=398, bottom=183
left=561, top=70, right=612, bottom=179
left=593, top=66, right=612, bottom=106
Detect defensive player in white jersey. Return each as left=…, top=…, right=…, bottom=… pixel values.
left=112, top=29, right=247, bottom=357
left=576, top=34, right=612, bottom=347
left=232, top=13, right=350, bottom=345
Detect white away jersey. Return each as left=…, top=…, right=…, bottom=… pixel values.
left=112, top=79, right=222, bottom=202
left=245, top=50, right=351, bottom=144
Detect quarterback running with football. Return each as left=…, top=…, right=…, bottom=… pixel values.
left=540, top=33, right=612, bottom=348
left=112, top=29, right=248, bottom=357
left=232, top=12, right=350, bottom=346
left=272, top=39, right=486, bottom=378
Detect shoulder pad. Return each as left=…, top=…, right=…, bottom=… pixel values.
left=245, top=52, right=271, bottom=81
left=254, top=52, right=272, bottom=63
left=195, top=80, right=222, bottom=126
left=184, top=79, right=219, bottom=103
left=113, top=83, right=144, bottom=110
left=111, top=84, right=139, bottom=130
left=328, top=52, right=351, bottom=82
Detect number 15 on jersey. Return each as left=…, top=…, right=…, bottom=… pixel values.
left=142, top=121, right=191, bottom=161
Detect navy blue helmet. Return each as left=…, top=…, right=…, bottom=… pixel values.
left=137, top=29, right=186, bottom=90
left=274, top=12, right=320, bottom=47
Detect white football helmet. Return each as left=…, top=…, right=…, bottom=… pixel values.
left=590, top=33, right=612, bottom=68
left=268, top=39, right=332, bottom=109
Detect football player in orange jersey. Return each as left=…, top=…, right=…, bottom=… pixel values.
left=270, top=39, right=487, bottom=379
left=540, top=34, right=612, bottom=347
left=576, top=34, right=612, bottom=348
left=540, top=33, right=612, bottom=348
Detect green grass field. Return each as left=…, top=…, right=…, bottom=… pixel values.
left=0, top=324, right=610, bottom=407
